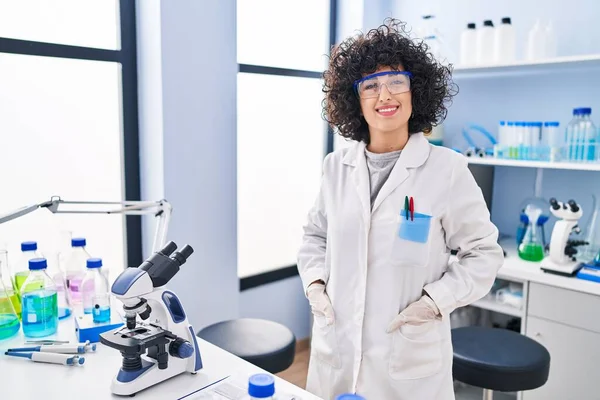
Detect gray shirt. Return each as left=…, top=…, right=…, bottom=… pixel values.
left=365, top=148, right=402, bottom=208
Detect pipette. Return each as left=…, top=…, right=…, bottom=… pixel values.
left=5, top=351, right=85, bottom=366
left=7, top=341, right=96, bottom=354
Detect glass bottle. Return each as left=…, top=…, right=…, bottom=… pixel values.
left=20, top=258, right=58, bottom=338
left=0, top=259, right=20, bottom=340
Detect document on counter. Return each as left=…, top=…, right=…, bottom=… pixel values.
left=180, top=374, right=301, bottom=400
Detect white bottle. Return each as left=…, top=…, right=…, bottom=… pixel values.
left=526, top=19, right=546, bottom=61
left=64, top=238, right=92, bottom=306
left=544, top=20, right=557, bottom=58
left=476, top=20, right=495, bottom=65
left=494, top=17, right=516, bottom=64
left=460, top=23, right=477, bottom=66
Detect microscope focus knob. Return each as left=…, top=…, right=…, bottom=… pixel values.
left=169, top=338, right=194, bottom=359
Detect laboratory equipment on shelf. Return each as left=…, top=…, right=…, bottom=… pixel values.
left=581, top=194, right=600, bottom=262
left=518, top=203, right=546, bottom=261
left=63, top=237, right=91, bottom=306
left=461, top=124, right=496, bottom=157
left=540, top=198, right=588, bottom=275
left=565, top=107, right=598, bottom=163
left=459, top=22, right=477, bottom=65
left=81, top=258, right=110, bottom=323
left=99, top=241, right=201, bottom=396
left=476, top=20, right=494, bottom=65
left=526, top=19, right=556, bottom=61
left=20, top=258, right=58, bottom=338
left=517, top=197, right=550, bottom=251
left=494, top=120, right=566, bottom=161
left=0, top=249, right=20, bottom=319
left=13, top=241, right=41, bottom=294
left=541, top=121, right=562, bottom=162
left=0, top=260, right=20, bottom=340
left=493, top=17, right=516, bottom=63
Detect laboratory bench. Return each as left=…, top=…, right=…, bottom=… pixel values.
left=0, top=316, right=318, bottom=400
left=458, top=238, right=600, bottom=400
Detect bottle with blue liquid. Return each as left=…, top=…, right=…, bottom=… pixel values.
left=81, top=258, right=110, bottom=323
left=565, top=107, right=597, bottom=162
left=20, top=258, right=58, bottom=338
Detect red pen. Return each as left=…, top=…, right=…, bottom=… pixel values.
left=409, top=197, right=414, bottom=221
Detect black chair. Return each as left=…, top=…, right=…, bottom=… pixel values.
left=452, top=326, right=551, bottom=400
left=197, top=318, right=296, bottom=374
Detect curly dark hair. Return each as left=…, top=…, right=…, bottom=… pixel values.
left=322, top=18, right=458, bottom=143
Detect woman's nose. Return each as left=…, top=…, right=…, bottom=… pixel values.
left=378, top=84, right=392, bottom=101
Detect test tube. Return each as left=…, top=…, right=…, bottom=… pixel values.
left=495, top=121, right=506, bottom=158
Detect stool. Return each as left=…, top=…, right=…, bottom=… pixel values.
left=452, top=327, right=550, bottom=400
left=197, top=318, right=296, bottom=374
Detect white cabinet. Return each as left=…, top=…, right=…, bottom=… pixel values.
left=524, top=316, right=600, bottom=400
left=522, top=282, right=600, bottom=400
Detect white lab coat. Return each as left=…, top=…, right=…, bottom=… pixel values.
left=297, top=133, right=504, bottom=400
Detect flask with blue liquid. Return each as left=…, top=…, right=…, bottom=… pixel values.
left=20, top=258, right=58, bottom=338
left=81, top=258, right=110, bottom=323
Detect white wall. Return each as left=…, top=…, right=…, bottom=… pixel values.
left=136, top=0, right=239, bottom=330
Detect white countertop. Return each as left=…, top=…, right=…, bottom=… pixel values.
left=495, top=239, right=600, bottom=296
left=0, top=317, right=319, bottom=400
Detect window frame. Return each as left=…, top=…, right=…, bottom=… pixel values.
left=238, top=0, right=337, bottom=291
left=0, top=0, right=142, bottom=268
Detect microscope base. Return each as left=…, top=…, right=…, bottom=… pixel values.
left=111, top=356, right=190, bottom=396
left=540, top=257, right=583, bottom=276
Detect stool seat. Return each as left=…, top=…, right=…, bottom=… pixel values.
left=452, top=327, right=550, bottom=392
left=197, top=318, right=296, bottom=374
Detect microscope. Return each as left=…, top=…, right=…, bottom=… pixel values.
left=540, top=198, right=588, bottom=276
left=99, top=241, right=203, bottom=396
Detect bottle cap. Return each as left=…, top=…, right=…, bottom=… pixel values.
left=248, top=374, right=275, bottom=398
left=502, top=17, right=512, bottom=24
left=72, top=238, right=86, bottom=247
left=21, top=241, right=37, bottom=252
left=467, top=23, right=476, bottom=29
left=499, top=120, right=506, bottom=126
left=483, top=20, right=494, bottom=27
left=580, top=107, right=592, bottom=114
left=29, top=258, right=47, bottom=270
left=86, top=258, right=102, bottom=268
left=336, top=395, right=366, bottom=400
left=544, top=121, right=560, bottom=127
left=507, top=121, right=515, bottom=126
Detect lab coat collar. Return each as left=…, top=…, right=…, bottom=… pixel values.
left=343, top=132, right=431, bottom=217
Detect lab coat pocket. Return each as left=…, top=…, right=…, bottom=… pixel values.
left=389, top=320, right=443, bottom=380
left=390, top=210, right=432, bottom=268
left=311, top=315, right=341, bottom=368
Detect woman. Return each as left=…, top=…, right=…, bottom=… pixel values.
left=297, top=20, right=504, bottom=400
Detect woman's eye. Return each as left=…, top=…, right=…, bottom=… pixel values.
left=364, top=83, right=378, bottom=90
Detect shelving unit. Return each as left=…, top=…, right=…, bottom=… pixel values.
left=472, top=295, right=523, bottom=318
left=466, top=157, right=600, bottom=172
left=452, top=54, right=600, bottom=78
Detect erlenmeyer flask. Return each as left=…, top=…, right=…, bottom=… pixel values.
left=0, top=249, right=21, bottom=318
left=518, top=205, right=545, bottom=262
left=0, top=259, right=21, bottom=340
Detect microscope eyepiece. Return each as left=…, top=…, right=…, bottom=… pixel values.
left=172, top=245, right=194, bottom=266
left=568, top=200, right=579, bottom=212
left=549, top=198, right=560, bottom=210
left=160, top=241, right=178, bottom=256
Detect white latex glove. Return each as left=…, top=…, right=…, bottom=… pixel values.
left=386, top=295, right=440, bottom=333
left=307, top=283, right=335, bottom=326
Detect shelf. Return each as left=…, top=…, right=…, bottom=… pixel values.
left=452, top=54, right=600, bottom=78
left=466, top=157, right=600, bottom=172
left=471, top=296, right=523, bottom=318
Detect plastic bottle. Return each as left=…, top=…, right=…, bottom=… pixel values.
left=13, top=241, right=42, bottom=294
left=542, top=121, right=561, bottom=161
left=494, top=17, right=516, bottom=64
left=526, top=19, right=546, bottom=61
left=81, top=258, right=111, bottom=323
left=460, top=23, right=477, bottom=66
left=579, top=108, right=597, bottom=162
left=494, top=120, right=506, bottom=158
left=544, top=20, right=557, bottom=58
left=20, top=258, right=58, bottom=338
left=64, top=237, right=91, bottom=305
left=243, top=374, right=277, bottom=399
left=476, top=20, right=495, bottom=65
left=336, top=395, right=366, bottom=400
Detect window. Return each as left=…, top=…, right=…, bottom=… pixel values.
left=237, top=0, right=336, bottom=283
left=0, top=1, right=140, bottom=282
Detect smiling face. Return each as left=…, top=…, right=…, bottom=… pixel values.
left=357, top=66, right=412, bottom=144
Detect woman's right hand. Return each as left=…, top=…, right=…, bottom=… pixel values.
left=307, top=282, right=335, bottom=325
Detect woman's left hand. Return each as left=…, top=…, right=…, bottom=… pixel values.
left=386, top=295, right=440, bottom=333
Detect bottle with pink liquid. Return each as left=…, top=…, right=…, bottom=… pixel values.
left=64, top=238, right=91, bottom=306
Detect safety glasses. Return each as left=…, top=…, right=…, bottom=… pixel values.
left=353, top=71, right=413, bottom=99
